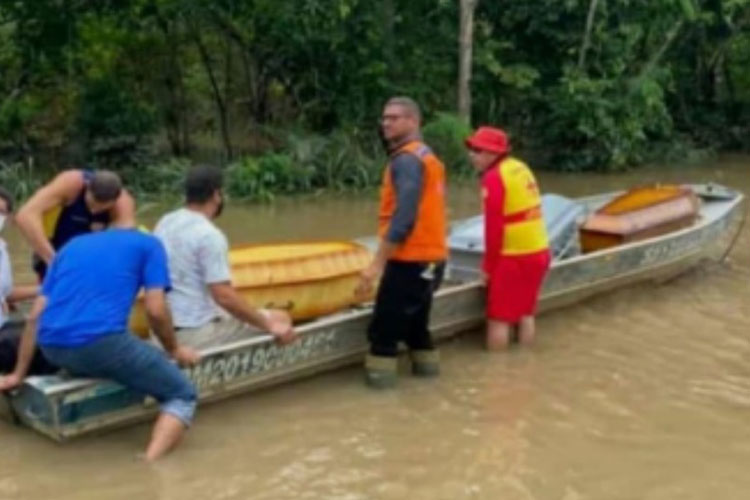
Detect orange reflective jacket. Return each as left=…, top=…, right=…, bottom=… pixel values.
left=378, top=141, right=447, bottom=262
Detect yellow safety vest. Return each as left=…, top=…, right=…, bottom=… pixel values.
left=497, top=157, right=549, bottom=256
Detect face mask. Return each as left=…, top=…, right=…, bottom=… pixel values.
left=215, top=195, right=225, bottom=218
left=0, top=214, right=6, bottom=233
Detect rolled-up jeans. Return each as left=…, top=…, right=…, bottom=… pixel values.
left=41, top=332, right=197, bottom=426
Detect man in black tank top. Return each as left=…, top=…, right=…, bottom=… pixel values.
left=15, top=170, right=136, bottom=280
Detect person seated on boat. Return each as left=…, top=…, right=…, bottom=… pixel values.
left=0, top=222, right=200, bottom=461
left=0, top=188, right=58, bottom=375
left=465, top=126, right=551, bottom=350
left=15, top=169, right=136, bottom=281
left=355, top=96, right=448, bottom=388
left=154, top=165, right=295, bottom=348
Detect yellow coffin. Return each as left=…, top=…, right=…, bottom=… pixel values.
left=129, top=241, right=373, bottom=337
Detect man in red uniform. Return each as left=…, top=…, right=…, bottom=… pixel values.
left=465, top=127, right=551, bottom=350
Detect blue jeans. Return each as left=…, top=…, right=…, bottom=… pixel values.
left=41, top=333, right=197, bottom=426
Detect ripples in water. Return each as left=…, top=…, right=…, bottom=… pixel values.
left=1, top=158, right=749, bottom=499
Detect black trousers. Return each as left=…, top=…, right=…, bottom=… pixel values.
left=367, top=260, right=445, bottom=357
left=0, top=321, right=58, bottom=375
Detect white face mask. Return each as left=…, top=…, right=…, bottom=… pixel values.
left=0, top=215, right=6, bottom=233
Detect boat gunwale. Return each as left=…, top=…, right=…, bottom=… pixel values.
left=22, top=186, right=744, bottom=398
left=9, top=184, right=745, bottom=439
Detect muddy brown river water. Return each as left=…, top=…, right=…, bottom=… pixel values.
left=0, top=156, right=748, bottom=499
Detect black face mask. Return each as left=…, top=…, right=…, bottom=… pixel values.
left=378, top=124, right=388, bottom=153
left=215, top=194, right=225, bottom=218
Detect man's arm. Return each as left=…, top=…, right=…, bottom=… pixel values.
left=16, top=171, right=83, bottom=263
left=109, top=188, right=136, bottom=228
left=141, top=239, right=199, bottom=365
left=355, top=240, right=398, bottom=300
left=143, top=288, right=177, bottom=353
left=385, top=153, right=423, bottom=247
left=143, top=288, right=199, bottom=366
left=0, top=295, right=46, bottom=391
left=482, top=168, right=505, bottom=275
left=7, top=284, right=39, bottom=303
left=356, top=153, right=423, bottom=297
left=197, top=230, right=296, bottom=344
left=209, top=283, right=296, bottom=344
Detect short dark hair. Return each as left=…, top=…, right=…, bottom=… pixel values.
left=0, top=187, right=14, bottom=213
left=185, top=165, right=223, bottom=204
left=89, top=170, right=122, bottom=203
left=385, top=96, right=422, bottom=123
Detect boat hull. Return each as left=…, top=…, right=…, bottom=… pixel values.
left=6, top=184, right=745, bottom=442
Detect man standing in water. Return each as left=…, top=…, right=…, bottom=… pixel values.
left=465, top=126, right=550, bottom=350
left=0, top=223, right=199, bottom=461
left=356, top=97, right=448, bottom=388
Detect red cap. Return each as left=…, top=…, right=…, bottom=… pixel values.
left=465, top=126, right=511, bottom=155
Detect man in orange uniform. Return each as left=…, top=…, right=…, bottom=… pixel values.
left=356, top=97, right=448, bottom=388
left=465, top=127, right=550, bottom=350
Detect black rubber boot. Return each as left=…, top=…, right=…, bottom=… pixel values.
left=364, top=354, right=398, bottom=389
left=411, top=349, right=440, bottom=377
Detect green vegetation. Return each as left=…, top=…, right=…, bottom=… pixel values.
left=1, top=0, right=749, bottom=199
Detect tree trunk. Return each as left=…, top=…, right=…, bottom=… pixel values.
left=637, top=19, right=684, bottom=81
left=224, top=35, right=234, bottom=148
left=206, top=7, right=269, bottom=124
left=458, top=0, right=478, bottom=123
left=155, top=15, right=189, bottom=156
left=162, top=77, right=182, bottom=156
left=178, top=68, right=191, bottom=155
left=193, top=28, right=233, bottom=161
left=240, top=49, right=255, bottom=119
left=578, top=0, right=600, bottom=70
left=1, top=87, right=22, bottom=112
left=722, top=54, right=736, bottom=111
left=382, top=0, right=396, bottom=75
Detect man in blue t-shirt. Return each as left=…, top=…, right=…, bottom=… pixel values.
left=0, top=227, right=200, bottom=461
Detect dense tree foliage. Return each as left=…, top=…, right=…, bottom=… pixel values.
left=0, top=0, right=748, bottom=197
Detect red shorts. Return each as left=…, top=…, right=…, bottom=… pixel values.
left=487, top=250, right=551, bottom=322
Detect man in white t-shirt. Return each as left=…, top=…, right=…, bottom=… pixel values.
left=154, top=166, right=295, bottom=347
left=0, top=188, right=57, bottom=374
